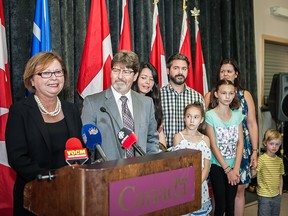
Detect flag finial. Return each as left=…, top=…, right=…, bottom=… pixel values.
left=183, top=0, right=187, bottom=11
left=191, top=7, right=200, bottom=22
left=153, top=0, right=159, bottom=5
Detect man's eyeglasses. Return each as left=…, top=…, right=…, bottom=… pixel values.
left=37, top=70, right=64, bottom=78
left=112, top=68, right=134, bottom=76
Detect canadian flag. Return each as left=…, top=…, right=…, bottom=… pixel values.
left=0, top=0, right=16, bottom=215
left=179, top=10, right=194, bottom=88
left=118, top=0, right=132, bottom=51
left=149, top=3, right=168, bottom=87
left=77, top=0, right=113, bottom=98
left=194, top=19, right=208, bottom=95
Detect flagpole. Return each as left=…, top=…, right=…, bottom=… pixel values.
left=191, top=6, right=208, bottom=95
left=183, top=0, right=187, bottom=11
left=150, top=0, right=168, bottom=87
left=179, top=0, right=194, bottom=88
left=191, top=7, right=200, bottom=22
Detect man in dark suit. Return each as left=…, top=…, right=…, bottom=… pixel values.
left=81, top=50, right=159, bottom=160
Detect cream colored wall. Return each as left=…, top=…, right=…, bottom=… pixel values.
left=254, top=0, right=288, bottom=148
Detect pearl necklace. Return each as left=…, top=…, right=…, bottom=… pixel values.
left=34, top=95, right=62, bottom=117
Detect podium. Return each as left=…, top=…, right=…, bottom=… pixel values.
left=24, top=149, right=201, bottom=216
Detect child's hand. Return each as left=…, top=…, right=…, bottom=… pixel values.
left=227, top=169, right=240, bottom=186
left=250, top=167, right=257, bottom=178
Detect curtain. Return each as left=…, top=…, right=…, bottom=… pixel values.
left=3, top=0, right=257, bottom=109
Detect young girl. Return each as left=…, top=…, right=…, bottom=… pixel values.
left=205, top=79, right=244, bottom=215
left=171, top=102, right=212, bottom=216
left=255, top=129, right=285, bottom=216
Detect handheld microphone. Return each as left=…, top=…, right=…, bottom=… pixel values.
left=64, top=137, right=88, bottom=165
left=82, top=124, right=109, bottom=162
left=117, top=127, right=146, bottom=156
left=100, top=107, right=124, bottom=157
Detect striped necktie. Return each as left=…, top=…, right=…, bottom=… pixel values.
left=120, top=96, right=135, bottom=157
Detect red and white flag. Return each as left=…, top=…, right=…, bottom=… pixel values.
left=179, top=10, right=194, bottom=88
left=0, top=0, right=16, bottom=215
left=149, top=3, right=168, bottom=87
left=194, top=19, right=208, bottom=95
left=118, top=0, right=132, bottom=51
left=77, top=0, right=113, bottom=98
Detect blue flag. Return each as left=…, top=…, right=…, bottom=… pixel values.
left=27, top=0, right=51, bottom=95
left=31, top=0, right=51, bottom=56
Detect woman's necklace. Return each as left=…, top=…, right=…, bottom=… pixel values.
left=34, top=95, right=62, bottom=117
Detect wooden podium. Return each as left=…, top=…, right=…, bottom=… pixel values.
left=24, top=149, right=201, bottom=216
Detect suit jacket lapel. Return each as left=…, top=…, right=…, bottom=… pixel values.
left=25, top=95, right=52, bottom=152
left=131, top=91, right=140, bottom=134
left=104, top=87, right=125, bottom=158
left=104, top=87, right=122, bottom=129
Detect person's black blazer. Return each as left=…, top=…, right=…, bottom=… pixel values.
left=5, top=94, right=83, bottom=216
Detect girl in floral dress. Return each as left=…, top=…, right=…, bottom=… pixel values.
left=171, top=102, right=212, bottom=216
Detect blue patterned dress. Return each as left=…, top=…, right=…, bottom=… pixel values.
left=238, top=90, right=253, bottom=184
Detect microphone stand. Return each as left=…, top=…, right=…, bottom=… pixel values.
left=37, top=170, right=56, bottom=181
left=100, top=107, right=124, bottom=158
left=133, top=144, right=146, bottom=156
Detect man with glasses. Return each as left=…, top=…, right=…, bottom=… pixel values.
left=81, top=50, right=159, bottom=160
left=160, top=53, right=205, bottom=148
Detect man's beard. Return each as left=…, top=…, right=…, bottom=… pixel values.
left=169, top=74, right=187, bottom=85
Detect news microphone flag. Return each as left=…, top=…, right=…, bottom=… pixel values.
left=193, top=7, right=208, bottom=95
left=117, top=127, right=145, bottom=156
left=82, top=124, right=102, bottom=150
left=77, top=0, right=113, bottom=98
left=117, top=127, right=137, bottom=149
left=82, top=124, right=109, bottom=162
left=31, top=0, right=51, bottom=56
left=150, top=2, right=168, bottom=87
left=179, top=9, right=194, bottom=88
left=0, top=0, right=16, bottom=214
left=118, top=0, right=132, bottom=51
left=64, top=137, right=88, bottom=165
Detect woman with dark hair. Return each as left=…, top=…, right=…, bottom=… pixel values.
left=132, top=62, right=166, bottom=149
left=204, top=58, right=258, bottom=216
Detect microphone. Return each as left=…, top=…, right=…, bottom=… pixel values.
left=100, top=107, right=124, bottom=157
left=117, top=127, right=146, bottom=156
left=82, top=124, right=109, bottom=162
left=64, top=137, right=88, bottom=165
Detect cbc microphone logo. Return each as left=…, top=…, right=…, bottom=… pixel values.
left=118, top=131, right=125, bottom=140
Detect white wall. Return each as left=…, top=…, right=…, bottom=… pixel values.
left=254, top=0, right=288, bottom=148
